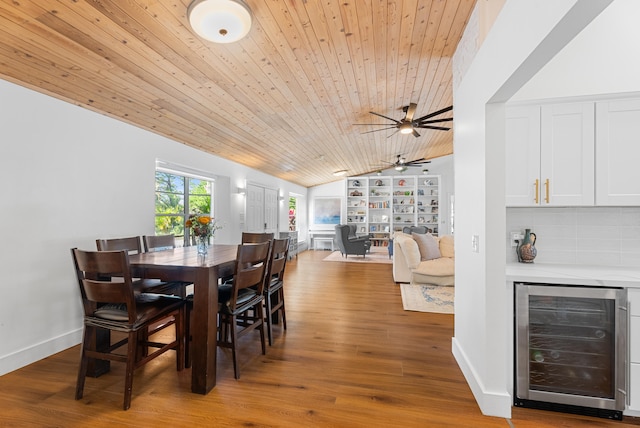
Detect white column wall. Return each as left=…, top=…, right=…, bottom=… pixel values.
left=0, top=79, right=306, bottom=375
left=451, top=0, right=612, bottom=418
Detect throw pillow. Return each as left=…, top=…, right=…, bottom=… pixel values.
left=412, top=232, right=441, bottom=261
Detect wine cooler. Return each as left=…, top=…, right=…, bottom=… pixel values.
left=515, top=282, right=627, bottom=420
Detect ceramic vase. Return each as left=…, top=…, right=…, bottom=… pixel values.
left=517, top=229, right=537, bottom=263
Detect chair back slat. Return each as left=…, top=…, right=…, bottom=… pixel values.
left=241, top=232, right=274, bottom=243
left=143, top=234, right=176, bottom=252
left=96, top=236, right=143, bottom=255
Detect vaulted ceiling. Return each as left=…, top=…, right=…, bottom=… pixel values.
left=0, top=0, right=475, bottom=187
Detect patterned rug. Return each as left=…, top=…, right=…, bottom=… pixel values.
left=400, top=283, right=454, bottom=314
left=322, top=247, right=392, bottom=264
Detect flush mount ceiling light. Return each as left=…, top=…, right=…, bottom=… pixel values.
left=333, top=170, right=348, bottom=177
left=188, top=0, right=252, bottom=44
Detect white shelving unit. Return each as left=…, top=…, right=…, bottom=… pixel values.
left=346, top=175, right=441, bottom=240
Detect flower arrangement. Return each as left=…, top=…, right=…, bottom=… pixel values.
left=185, top=214, right=221, bottom=238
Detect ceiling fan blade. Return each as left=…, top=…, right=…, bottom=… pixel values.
left=416, top=117, right=454, bottom=125
left=415, top=125, right=451, bottom=131
left=369, top=111, right=400, bottom=123
left=406, top=157, right=427, bottom=164
left=387, top=130, right=399, bottom=138
left=404, top=103, right=417, bottom=122
left=413, top=105, right=453, bottom=123
left=353, top=123, right=399, bottom=126
left=406, top=160, right=431, bottom=166
left=412, top=129, right=421, bottom=138
left=360, top=126, right=398, bottom=134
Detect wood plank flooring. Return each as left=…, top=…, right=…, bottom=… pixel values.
left=2, top=249, right=640, bottom=427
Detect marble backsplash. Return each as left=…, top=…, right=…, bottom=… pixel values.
left=506, top=207, right=640, bottom=266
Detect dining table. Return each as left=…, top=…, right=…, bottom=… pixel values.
left=129, top=244, right=238, bottom=394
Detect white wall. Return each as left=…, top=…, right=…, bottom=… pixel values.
left=451, top=0, right=613, bottom=418
left=0, top=79, right=307, bottom=375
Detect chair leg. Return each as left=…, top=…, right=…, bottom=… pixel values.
left=256, top=303, right=267, bottom=356
left=123, top=331, right=137, bottom=411
left=265, top=293, right=274, bottom=346
left=75, top=327, right=91, bottom=401
left=280, top=289, right=287, bottom=331
left=229, top=314, right=240, bottom=380
left=176, top=307, right=185, bottom=371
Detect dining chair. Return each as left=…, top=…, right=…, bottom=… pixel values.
left=71, top=248, right=185, bottom=410
left=263, top=237, right=289, bottom=345
left=96, top=236, right=183, bottom=296
left=186, top=241, right=270, bottom=378
left=142, top=234, right=191, bottom=298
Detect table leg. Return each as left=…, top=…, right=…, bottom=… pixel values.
left=190, top=267, right=218, bottom=394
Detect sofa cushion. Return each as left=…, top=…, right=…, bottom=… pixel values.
left=414, top=257, right=455, bottom=277
left=395, top=233, right=421, bottom=269
left=412, top=232, right=441, bottom=261
left=439, top=235, right=454, bottom=258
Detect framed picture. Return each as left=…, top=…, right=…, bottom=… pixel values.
left=313, top=197, right=341, bottom=225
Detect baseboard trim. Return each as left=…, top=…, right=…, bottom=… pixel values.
left=452, top=337, right=513, bottom=418
left=0, top=328, right=82, bottom=376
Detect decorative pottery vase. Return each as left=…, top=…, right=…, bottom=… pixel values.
left=517, top=229, right=537, bottom=263
left=196, top=235, right=209, bottom=256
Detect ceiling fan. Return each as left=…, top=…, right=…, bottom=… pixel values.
left=382, top=154, right=431, bottom=172
left=356, top=104, right=453, bottom=137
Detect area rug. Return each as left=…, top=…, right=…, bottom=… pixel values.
left=400, top=283, right=454, bottom=314
left=322, top=247, right=391, bottom=264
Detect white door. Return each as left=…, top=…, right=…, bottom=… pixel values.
left=506, top=105, right=541, bottom=206
left=246, top=183, right=279, bottom=234
left=596, top=98, right=640, bottom=205
left=540, top=102, right=595, bottom=206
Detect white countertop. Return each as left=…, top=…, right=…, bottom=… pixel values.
left=506, top=262, right=640, bottom=288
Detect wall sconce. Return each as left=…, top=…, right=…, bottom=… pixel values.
left=236, top=187, right=246, bottom=195
left=188, top=0, right=252, bottom=44
left=278, top=196, right=285, bottom=201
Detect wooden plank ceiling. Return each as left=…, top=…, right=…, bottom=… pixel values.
left=0, top=0, right=475, bottom=187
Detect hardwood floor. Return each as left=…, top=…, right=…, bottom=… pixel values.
left=2, top=249, right=640, bottom=427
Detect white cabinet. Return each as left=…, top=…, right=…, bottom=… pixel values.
left=596, top=98, right=640, bottom=205
left=506, top=105, right=541, bottom=206
left=506, top=102, right=594, bottom=206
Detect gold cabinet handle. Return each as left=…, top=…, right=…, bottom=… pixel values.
left=534, top=179, right=539, bottom=204
left=544, top=179, right=550, bottom=204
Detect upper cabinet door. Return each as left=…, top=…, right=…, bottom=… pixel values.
left=506, top=105, right=541, bottom=206
left=596, top=98, right=640, bottom=205
left=540, top=102, right=595, bottom=206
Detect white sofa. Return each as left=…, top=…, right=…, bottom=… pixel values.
left=392, top=232, right=454, bottom=286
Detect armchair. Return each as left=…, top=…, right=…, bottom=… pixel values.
left=334, top=224, right=371, bottom=258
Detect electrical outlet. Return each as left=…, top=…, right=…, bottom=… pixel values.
left=510, top=231, right=523, bottom=247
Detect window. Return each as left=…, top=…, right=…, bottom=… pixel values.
left=155, top=171, right=213, bottom=246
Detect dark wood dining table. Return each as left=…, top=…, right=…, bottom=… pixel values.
left=129, top=244, right=238, bottom=394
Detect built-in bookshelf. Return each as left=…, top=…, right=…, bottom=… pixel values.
left=345, top=175, right=441, bottom=240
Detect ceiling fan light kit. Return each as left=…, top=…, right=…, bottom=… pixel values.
left=188, top=0, right=252, bottom=43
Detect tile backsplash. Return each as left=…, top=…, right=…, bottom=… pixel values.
left=506, top=207, right=640, bottom=266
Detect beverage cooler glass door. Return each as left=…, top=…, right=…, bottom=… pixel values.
left=515, top=283, right=627, bottom=413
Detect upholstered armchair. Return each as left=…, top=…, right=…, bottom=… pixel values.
left=334, top=224, right=371, bottom=258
